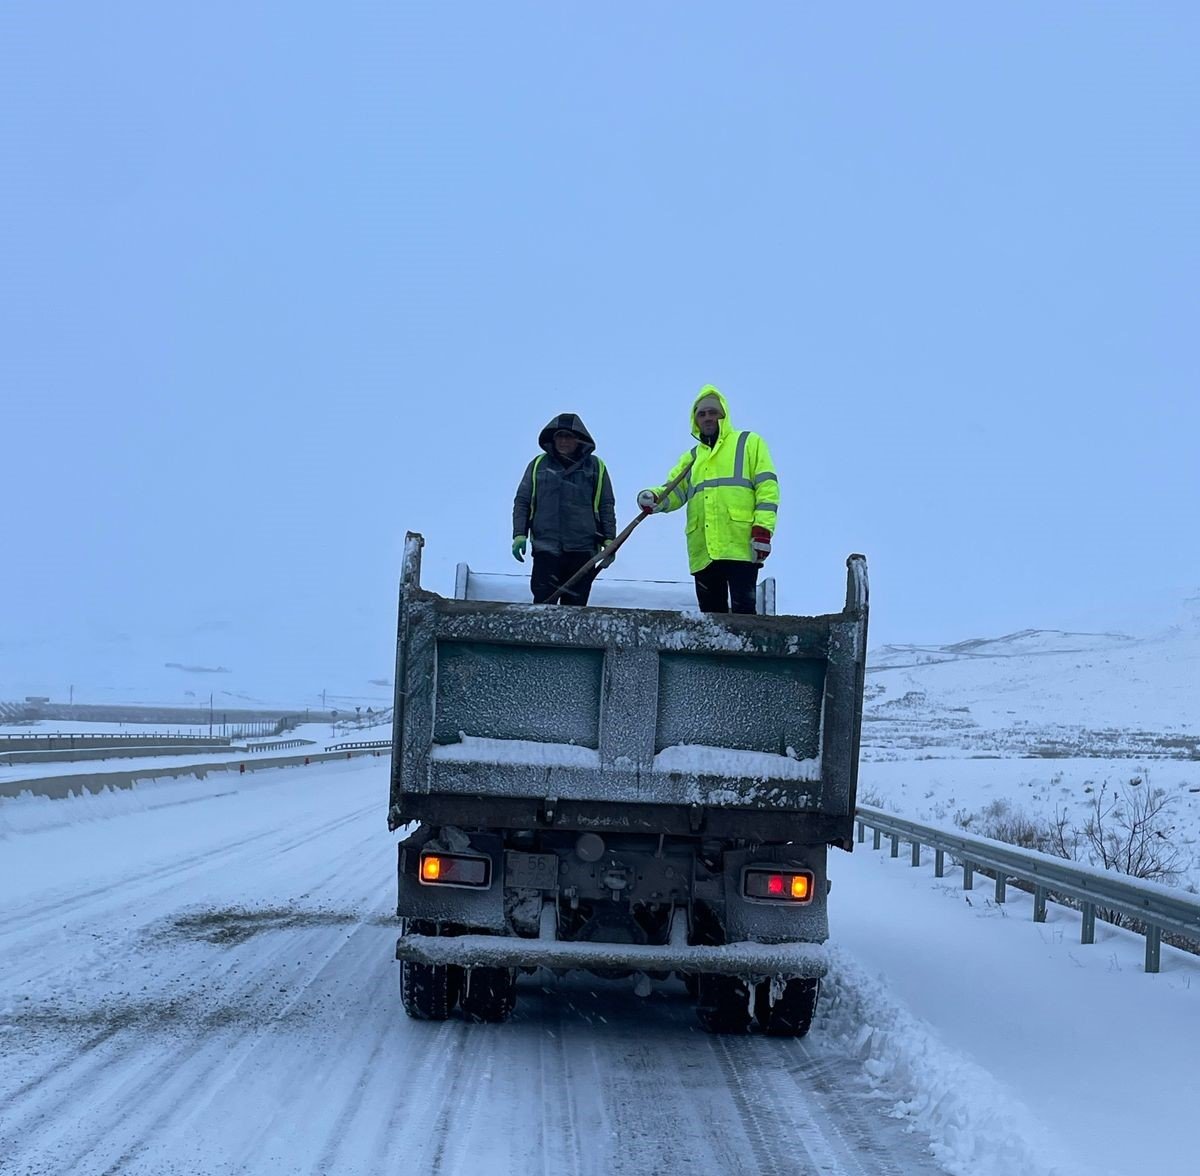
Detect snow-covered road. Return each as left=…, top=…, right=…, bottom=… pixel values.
left=1, top=760, right=944, bottom=1176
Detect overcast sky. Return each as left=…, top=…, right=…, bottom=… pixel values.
left=3, top=3, right=1197, bottom=706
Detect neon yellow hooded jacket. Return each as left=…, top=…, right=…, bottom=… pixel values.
left=650, top=386, right=779, bottom=574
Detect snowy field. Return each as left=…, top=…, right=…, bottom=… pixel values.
left=2, top=757, right=1197, bottom=1176
left=861, top=613, right=1200, bottom=893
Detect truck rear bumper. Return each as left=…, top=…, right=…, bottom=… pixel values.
left=395, top=932, right=829, bottom=978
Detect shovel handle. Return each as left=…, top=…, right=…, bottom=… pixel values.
left=545, top=461, right=692, bottom=605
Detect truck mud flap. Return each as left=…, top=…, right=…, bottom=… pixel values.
left=395, top=932, right=829, bottom=978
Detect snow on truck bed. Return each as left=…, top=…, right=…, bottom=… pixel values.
left=462, top=570, right=701, bottom=611
left=430, top=735, right=820, bottom=781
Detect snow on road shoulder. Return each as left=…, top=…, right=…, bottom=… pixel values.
left=816, top=948, right=1086, bottom=1176
left=829, top=842, right=1200, bottom=1176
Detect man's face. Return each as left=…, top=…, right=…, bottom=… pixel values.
left=553, top=430, right=580, bottom=459
left=695, top=406, right=722, bottom=439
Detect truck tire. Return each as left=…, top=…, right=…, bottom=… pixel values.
left=755, top=977, right=819, bottom=1038
left=694, top=973, right=754, bottom=1034
left=460, top=966, right=517, bottom=1023
left=400, top=959, right=462, bottom=1021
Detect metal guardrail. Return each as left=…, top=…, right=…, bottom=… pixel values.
left=0, top=745, right=387, bottom=801
left=241, top=739, right=313, bottom=752
left=326, top=740, right=391, bottom=753
left=0, top=732, right=233, bottom=750
left=855, top=805, right=1200, bottom=973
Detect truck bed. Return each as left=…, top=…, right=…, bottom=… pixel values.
left=389, top=534, right=868, bottom=848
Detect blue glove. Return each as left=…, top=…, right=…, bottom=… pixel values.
left=512, top=536, right=527, bottom=563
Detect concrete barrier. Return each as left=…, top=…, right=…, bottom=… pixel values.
left=0, top=747, right=389, bottom=801
left=0, top=743, right=235, bottom=766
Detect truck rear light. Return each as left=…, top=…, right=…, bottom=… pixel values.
left=743, top=868, right=814, bottom=904
left=418, top=852, right=491, bottom=888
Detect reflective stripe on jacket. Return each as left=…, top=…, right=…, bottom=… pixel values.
left=512, top=414, right=616, bottom=556
left=652, top=385, right=779, bottom=574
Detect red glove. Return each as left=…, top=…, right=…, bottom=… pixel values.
left=751, top=526, right=772, bottom=563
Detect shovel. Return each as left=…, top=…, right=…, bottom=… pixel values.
left=545, top=461, right=694, bottom=605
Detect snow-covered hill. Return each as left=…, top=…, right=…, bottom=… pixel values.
left=861, top=598, right=1200, bottom=890
left=865, top=614, right=1198, bottom=756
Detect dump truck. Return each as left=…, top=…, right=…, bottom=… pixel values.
left=389, top=533, right=868, bottom=1035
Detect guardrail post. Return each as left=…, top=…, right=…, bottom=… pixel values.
left=1033, top=886, right=1047, bottom=922
left=963, top=862, right=974, bottom=891
left=857, top=820, right=865, bottom=843
left=994, top=875, right=1007, bottom=903
left=872, top=828, right=881, bottom=851
left=1081, top=903, right=1095, bottom=944
left=1145, top=927, right=1161, bottom=974
left=910, top=841, right=921, bottom=867
left=889, top=834, right=900, bottom=859
left=934, top=848, right=944, bottom=878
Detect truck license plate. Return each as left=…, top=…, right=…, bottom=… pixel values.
left=505, top=851, right=559, bottom=889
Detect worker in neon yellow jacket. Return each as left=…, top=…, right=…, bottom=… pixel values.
left=638, top=386, right=778, bottom=614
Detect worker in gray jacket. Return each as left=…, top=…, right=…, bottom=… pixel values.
left=512, top=413, right=616, bottom=605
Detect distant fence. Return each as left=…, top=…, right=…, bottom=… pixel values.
left=241, top=739, right=314, bottom=753
left=855, top=805, right=1200, bottom=974
left=0, top=733, right=233, bottom=752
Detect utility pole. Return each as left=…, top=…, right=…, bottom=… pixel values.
left=208, top=692, right=213, bottom=740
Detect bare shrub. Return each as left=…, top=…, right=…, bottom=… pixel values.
left=948, top=777, right=1195, bottom=952
left=1078, top=779, right=1185, bottom=925
left=961, top=798, right=1061, bottom=855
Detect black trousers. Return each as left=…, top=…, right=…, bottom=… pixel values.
left=531, top=550, right=597, bottom=605
left=694, top=559, right=759, bottom=614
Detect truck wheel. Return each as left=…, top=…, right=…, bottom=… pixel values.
left=460, top=966, right=517, bottom=1023
left=400, top=959, right=462, bottom=1021
left=755, top=977, right=820, bottom=1038
left=694, top=973, right=754, bottom=1034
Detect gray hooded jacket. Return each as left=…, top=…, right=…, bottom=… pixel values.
left=512, top=413, right=617, bottom=556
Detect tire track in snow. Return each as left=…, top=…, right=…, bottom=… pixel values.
left=0, top=791, right=374, bottom=949
left=0, top=798, right=378, bottom=997
left=425, top=1030, right=497, bottom=1175
left=1, top=773, right=394, bottom=1172
left=353, top=1019, right=467, bottom=1176
left=3, top=913, right=400, bottom=1175
left=537, top=1008, right=584, bottom=1176
left=782, top=1048, right=925, bottom=1175
left=0, top=760, right=380, bottom=938
left=557, top=989, right=748, bottom=1175
left=713, top=1033, right=847, bottom=1174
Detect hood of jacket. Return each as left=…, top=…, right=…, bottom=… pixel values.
left=538, top=412, right=597, bottom=458
left=689, top=384, right=734, bottom=443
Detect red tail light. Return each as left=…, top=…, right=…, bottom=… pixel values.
left=418, top=851, right=490, bottom=889
left=743, top=868, right=815, bottom=904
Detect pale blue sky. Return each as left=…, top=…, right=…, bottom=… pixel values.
left=3, top=3, right=1197, bottom=705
